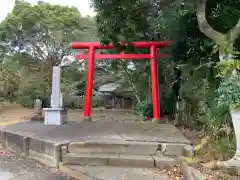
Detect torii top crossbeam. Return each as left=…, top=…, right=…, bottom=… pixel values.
left=72, top=41, right=171, bottom=49
left=71, top=41, right=172, bottom=123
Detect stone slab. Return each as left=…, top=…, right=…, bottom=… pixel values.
left=108, top=154, right=154, bottom=168
left=63, top=153, right=110, bottom=166
left=63, top=153, right=155, bottom=168
left=68, top=140, right=159, bottom=155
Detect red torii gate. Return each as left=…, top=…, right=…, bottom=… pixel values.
left=71, top=41, right=172, bottom=123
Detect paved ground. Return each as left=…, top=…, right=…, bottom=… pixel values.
left=0, top=148, right=76, bottom=180
left=63, top=165, right=169, bottom=180
left=2, top=120, right=190, bottom=144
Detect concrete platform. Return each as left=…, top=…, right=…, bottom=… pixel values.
left=0, top=120, right=192, bottom=169
left=1, top=121, right=190, bottom=144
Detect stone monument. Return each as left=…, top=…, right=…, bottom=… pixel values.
left=228, top=109, right=240, bottom=164
left=31, top=98, right=43, bottom=121
left=43, top=56, right=77, bottom=125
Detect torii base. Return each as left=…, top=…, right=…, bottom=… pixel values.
left=83, top=116, right=92, bottom=122
left=152, top=118, right=165, bottom=124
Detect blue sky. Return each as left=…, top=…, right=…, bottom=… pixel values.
left=0, top=0, right=95, bottom=22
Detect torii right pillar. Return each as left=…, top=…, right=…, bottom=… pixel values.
left=150, top=45, right=161, bottom=123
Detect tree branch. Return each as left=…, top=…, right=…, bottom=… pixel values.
left=197, top=0, right=226, bottom=43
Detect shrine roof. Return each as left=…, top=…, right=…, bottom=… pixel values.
left=99, top=83, right=120, bottom=92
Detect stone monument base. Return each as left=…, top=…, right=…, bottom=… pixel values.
left=30, top=116, right=44, bottom=122
left=43, top=108, right=67, bottom=125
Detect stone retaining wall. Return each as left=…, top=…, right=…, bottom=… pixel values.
left=1, top=131, right=64, bottom=167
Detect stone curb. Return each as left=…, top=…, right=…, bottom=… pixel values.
left=180, top=159, right=206, bottom=180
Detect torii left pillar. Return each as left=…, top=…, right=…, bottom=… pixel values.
left=84, top=46, right=95, bottom=122
left=150, top=45, right=161, bottom=122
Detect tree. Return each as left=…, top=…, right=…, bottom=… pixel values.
left=0, top=1, right=97, bottom=60
left=0, top=0, right=97, bottom=73
left=91, top=0, right=240, bottom=120
left=91, top=0, right=199, bottom=113
left=0, top=1, right=97, bottom=105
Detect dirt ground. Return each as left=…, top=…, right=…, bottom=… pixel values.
left=0, top=104, right=33, bottom=126
left=0, top=104, right=141, bottom=126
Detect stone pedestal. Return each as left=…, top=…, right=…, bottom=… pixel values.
left=43, top=108, right=67, bottom=125
left=231, top=108, right=240, bottom=157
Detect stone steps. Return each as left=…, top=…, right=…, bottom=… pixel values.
left=63, top=153, right=177, bottom=168
left=62, top=140, right=193, bottom=168
left=66, top=140, right=192, bottom=157
left=68, top=140, right=159, bottom=156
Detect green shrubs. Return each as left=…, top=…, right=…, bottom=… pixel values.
left=135, top=100, right=153, bottom=119
left=216, top=74, right=240, bottom=109
left=17, top=95, right=34, bottom=108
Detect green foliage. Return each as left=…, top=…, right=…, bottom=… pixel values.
left=206, top=102, right=230, bottom=133
left=17, top=95, right=34, bottom=108
left=215, top=59, right=240, bottom=78
left=172, top=13, right=217, bottom=65
left=216, top=75, right=240, bottom=109
left=93, top=0, right=151, bottom=43
left=0, top=1, right=97, bottom=63
left=135, top=100, right=153, bottom=119
left=215, top=48, right=240, bottom=109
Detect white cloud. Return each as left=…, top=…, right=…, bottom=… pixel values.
left=0, top=0, right=95, bottom=23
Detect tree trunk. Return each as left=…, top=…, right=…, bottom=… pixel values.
left=219, top=42, right=234, bottom=61
left=227, top=18, right=240, bottom=43
left=121, top=63, right=141, bottom=103
left=197, top=0, right=240, bottom=61
left=197, top=0, right=226, bottom=43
